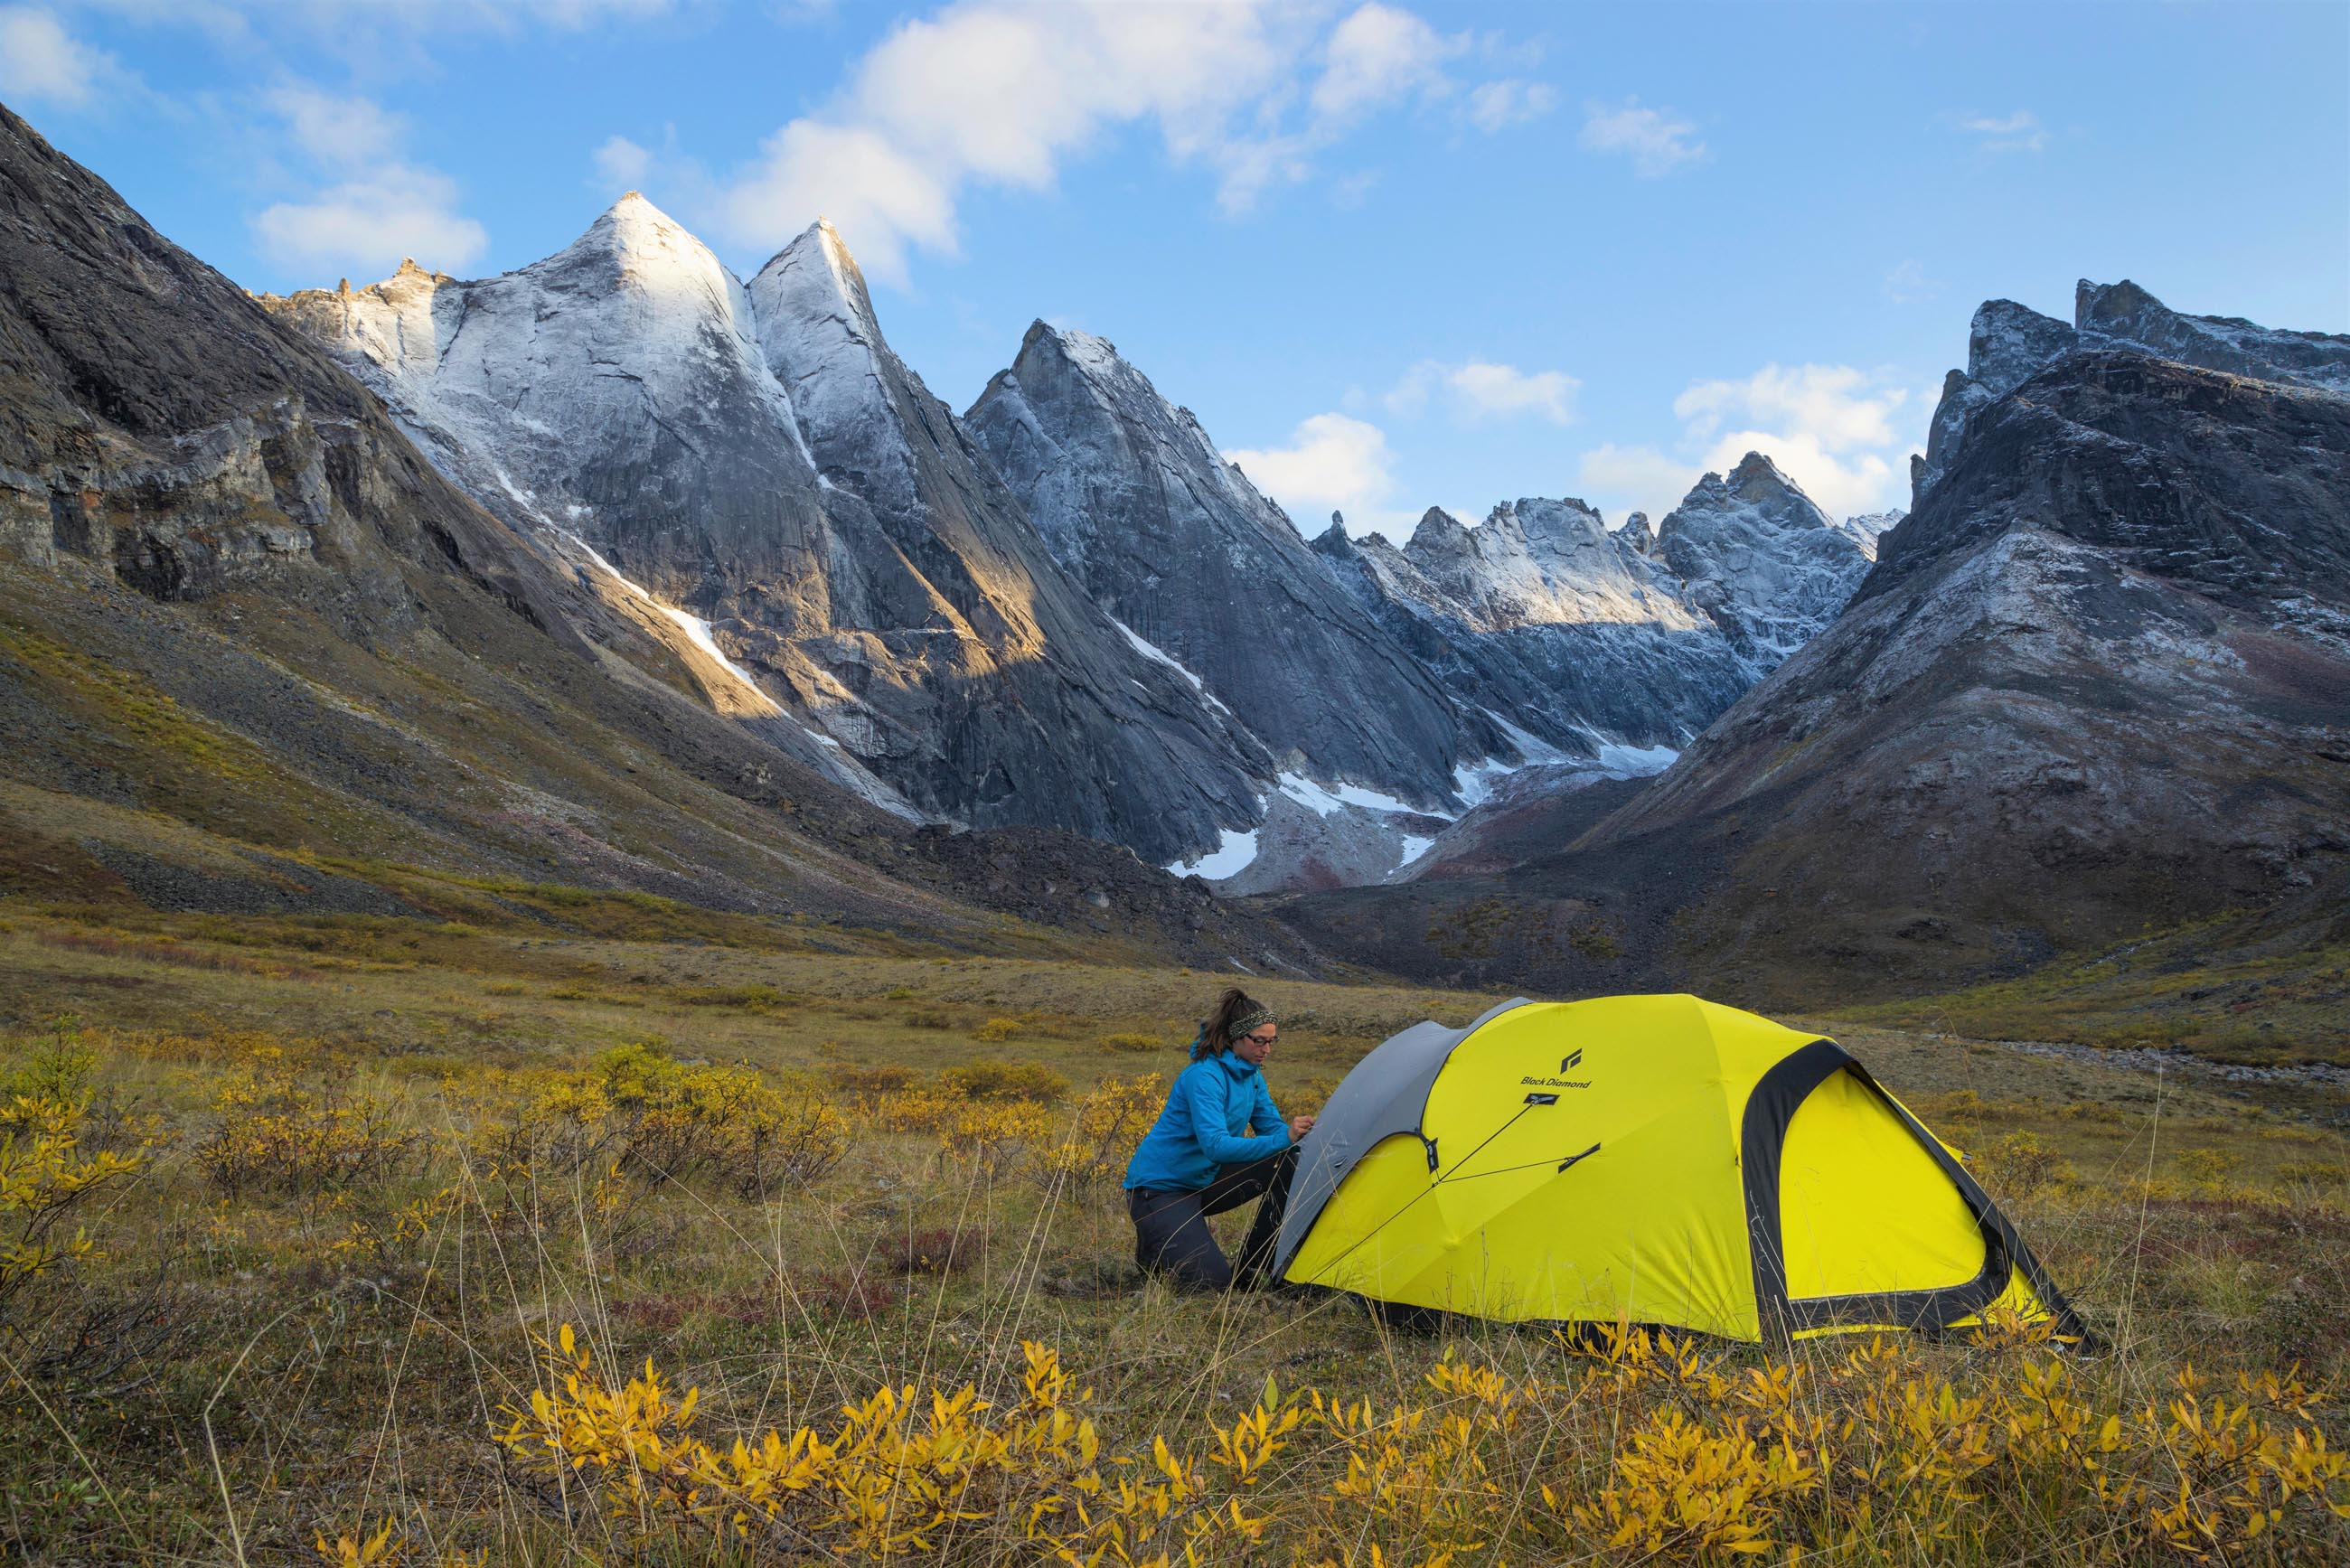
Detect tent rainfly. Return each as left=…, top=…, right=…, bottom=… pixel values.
left=1269, top=994, right=2085, bottom=1344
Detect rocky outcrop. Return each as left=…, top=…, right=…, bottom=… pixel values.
left=1652, top=453, right=1876, bottom=665
left=2077, top=278, right=2350, bottom=394
left=1582, top=311, right=2350, bottom=996
left=1911, top=279, right=2350, bottom=505
left=269, top=206, right=1270, bottom=864
left=1311, top=502, right=1744, bottom=757
left=0, top=103, right=919, bottom=925
left=966, top=323, right=1501, bottom=808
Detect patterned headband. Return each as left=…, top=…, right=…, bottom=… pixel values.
left=1227, top=1005, right=1275, bottom=1039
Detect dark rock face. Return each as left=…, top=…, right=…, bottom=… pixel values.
left=0, top=102, right=909, bottom=922
left=966, top=323, right=1498, bottom=806
left=741, top=224, right=1270, bottom=859
left=1581, top=324, right=2350, bottom=996
left=0, top=111, right=566, bottom=634
left=1912, top=279, right=2350, bottom=506
left=268, top=207, right=1269, bottom=864
left=1285, top=287, right=2350, bottom=1001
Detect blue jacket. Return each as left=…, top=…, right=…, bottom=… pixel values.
left=1123, top=1050, right=1291, bottom=1192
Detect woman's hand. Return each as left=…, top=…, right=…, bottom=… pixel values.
left=1290, top=1113, right=1316, bottom=1140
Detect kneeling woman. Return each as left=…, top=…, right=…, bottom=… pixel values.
left=1123, top=988, right=1316, bottom=1291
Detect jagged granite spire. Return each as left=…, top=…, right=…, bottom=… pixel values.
left=967, top=320, right=1501, bottom=807
left=1654, top=454, right=1873, bottom=662
left=1912, top=278, right=2350, bottom=508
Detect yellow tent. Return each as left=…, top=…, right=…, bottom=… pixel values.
left=1273, top=995, right=2083, bottom=1344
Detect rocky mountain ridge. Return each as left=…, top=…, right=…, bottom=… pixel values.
left=1913, top=278, right=2350, bottom=505
left=965, top=324, right=1502, bottom=815
left=1308, top=453, right=1875, bottom=829
left=0, top=104, right=1323, bottom=970
left=1283, top=283, right=2349, bottom=1000
left=969, top=321, right=1889, bottom=887
left=266, top=202, right=1272, bottom=866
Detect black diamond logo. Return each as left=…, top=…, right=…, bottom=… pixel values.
left=1561, top=1049, right=1583, bottom=1071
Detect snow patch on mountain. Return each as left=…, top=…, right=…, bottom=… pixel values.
left=549, top=530, right=924, bottom=821
left=1839, top=512, right=1902, bottom=559
left=1113, top=619, right=1231, bottom=715
left=1169, top=828, right=1263, bottom=881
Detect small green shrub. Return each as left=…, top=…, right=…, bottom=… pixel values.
left=1098, top=1032, right=1161, bottom=1054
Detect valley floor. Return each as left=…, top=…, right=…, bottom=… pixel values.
left=3, top=906, right=2347, bottom=1563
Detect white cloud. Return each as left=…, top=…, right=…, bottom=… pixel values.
left=267, top=84, right=402, bottom=163
left=249, top=87, right=487, bottom=279
left=1577, top=363, right=1921, bottom=523
left=1575, top=444, right=1700, bottom=525
left=723, top=118, right=957, bottom=277
left=254, top=167, right=489, bottom=278
left=1883, top=258, right=1934, bottom=305
left=1227, top=412, right=1396, bottom=529
left=0, top=6, right=136, bottom=110
left=1463, top=78, right=1556, bottom=133
left=710, top=2, right=1296, bottom=282
left=1676, top=363, right=1908, bottom=455
left=1388, top=359, right=1578, bottom=425
left=1311, top=2, right=1459, bottom=122
left=1579, top=97, right=1706, bottom=177
left=594, top=135, right=654, bottom=190
left=709, top=1, right=1537, bottom=285
left=1960, top=108, right=2045, bottom=154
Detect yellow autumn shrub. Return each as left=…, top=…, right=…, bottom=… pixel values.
left=1037, top=1072, right=1163, bottom=1185
left=494, top=1326, right=1256, bottom=1563
left=192, top=1055, right=417, bottom=1197
left=488, top=1042, right=847, bottom=1199
left=0, top=1089, right=143, bottom=1317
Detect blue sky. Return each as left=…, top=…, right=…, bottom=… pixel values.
left=6, top=0, right=2345, bottom=533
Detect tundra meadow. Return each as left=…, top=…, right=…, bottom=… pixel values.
left=4, top=898, right=2348, bottom=1565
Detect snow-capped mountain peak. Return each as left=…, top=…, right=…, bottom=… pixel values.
left=1653, top=453, right=1873, bottom=662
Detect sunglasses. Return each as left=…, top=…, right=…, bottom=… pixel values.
left=1242, top=1030, right=1277, bottom=1047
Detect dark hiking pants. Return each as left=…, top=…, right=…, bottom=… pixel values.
left=1128, top=1147, right=1298, bottom=1291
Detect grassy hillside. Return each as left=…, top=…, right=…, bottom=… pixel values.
left=1847, top=912, right=2350, bottom=1067
left=4, top=906, right=2347, bottom=1563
